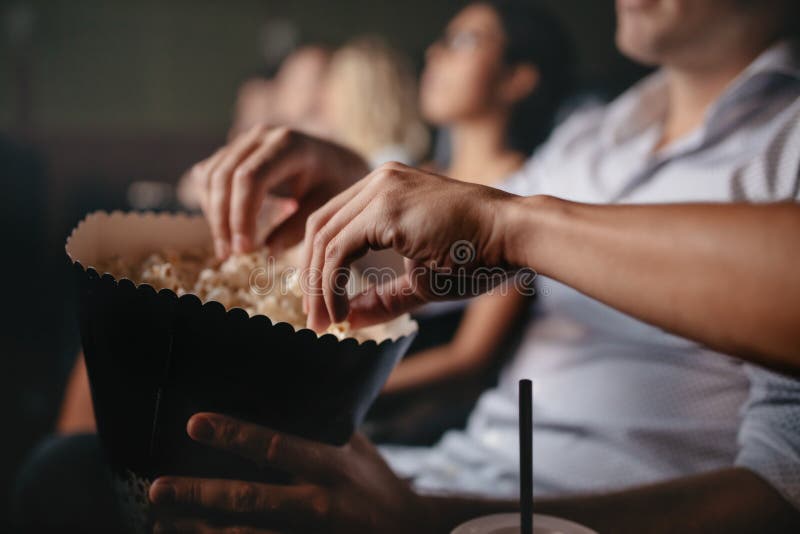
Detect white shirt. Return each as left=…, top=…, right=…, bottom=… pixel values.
left=381, top=40, right=800, bottom=507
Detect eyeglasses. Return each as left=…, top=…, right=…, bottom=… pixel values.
left=435, top=29, right=504, bottom=52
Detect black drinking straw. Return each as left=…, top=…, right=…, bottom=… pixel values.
left=519, top=379, right=533, bottom=534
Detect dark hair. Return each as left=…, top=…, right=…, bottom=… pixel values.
left=484, top=0, right=576, bottom=154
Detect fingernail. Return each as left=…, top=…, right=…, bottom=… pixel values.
left=187, top=416, right=215, bottom=442
left=308, top=310, right=329, bottom=333
left=232, top=233, right=252, bottom=254
left=149, top=480, right=175, bottom=504
left=215, top=240, right=230, bottom=259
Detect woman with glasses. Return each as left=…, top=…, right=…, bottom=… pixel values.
left=374, top=1, right=574, bottom=427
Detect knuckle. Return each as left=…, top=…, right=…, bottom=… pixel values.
left=250, top=123, right=267, bottom=136
left=385, top=160, right=406, bottom=171
left=309, top=490, right=332, bottom=520
left=273, top=125, right=292, bottom=142
left=232, top=482, right=259, bottom=513
left=374, top=168, right=396, bottom=184
left=232, top=166, right=256, bottom=186
left=211, top=168, right=228, bottom=187
left=324, top=239, right=340, bottom=263
left=312, top=231, right=330, bottom=252
left=191, top=162, right=206, bottom=179
left=377, top=161, right=401, bottom=173
left=265, top=433, right=282, bottom=463
left=383, top=225, right=398, bottom=246
left=218, top=420, right=242, bottom=448
left=185, top=480, right=202, bottom=505
left=306, top=211, right=322, bottom=233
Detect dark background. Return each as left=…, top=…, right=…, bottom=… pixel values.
left=0, top=0, right=648, bottom=524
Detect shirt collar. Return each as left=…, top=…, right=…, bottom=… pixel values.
left=600, top=38, right=800, bottom=149
left=740, top=38, right=800, bottom=81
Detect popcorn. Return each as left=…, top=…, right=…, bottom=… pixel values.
left=98, top=247, right=354, bottom=339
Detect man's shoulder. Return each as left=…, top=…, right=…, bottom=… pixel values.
left=732, top=95, right=800, bottom=202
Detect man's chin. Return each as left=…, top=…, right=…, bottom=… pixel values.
left=615, top=31, right=663, bottom=67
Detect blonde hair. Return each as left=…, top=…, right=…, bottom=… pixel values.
left=325, top=37, right=429, bottom=164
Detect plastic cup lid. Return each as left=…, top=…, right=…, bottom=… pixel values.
left=451, top=513, right=598, bottom=534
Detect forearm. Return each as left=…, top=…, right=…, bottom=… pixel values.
left=384, top=345, right=483, bottom=394
left=57, top=353, right=96, bottom=434
left=504, top=196, right=800, bottom=374
left=536, top=468, right=800, bottom=534
left=424, top=468, right=800, bottom=533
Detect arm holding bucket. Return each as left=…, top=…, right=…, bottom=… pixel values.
left=149, top=414, right=800, bottom=533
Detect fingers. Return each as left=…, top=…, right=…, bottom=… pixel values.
left=317, top=206, right=400, bottom=330
left=302, top=163, right=408, bottom=329
left=300, top=162, right=404, bottom=274
left=193, top=148, right=226, bottom=215
left=347, top=270, right=433, bottom=328
left=297, top=176, right=373, bottom=316
left=300, top=175, right=372, bottom=277
left=262, top=195, right=322, bottom=253
left=306, top=188, right=384, bottom=331
left=229, top=128, right=295, bottom=254
left=153, top=516, right=284, bottom=533
left=206, top=128, right=265, bottom=258
left=186, top=414, right=347, bottom=483
left=195, top=126, right=302, bottom=258
left=150, top=476, right=316, bottom=530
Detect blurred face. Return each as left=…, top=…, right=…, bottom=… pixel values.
left=615, top=0, right=762, bottom=66
left=275, top=47, right=330, bottom=125
left=420, top=3, right=508, bottom=125
left=319, top=63, right=348, bottom=140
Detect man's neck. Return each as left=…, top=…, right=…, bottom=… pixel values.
left=448, top=113, right=525, bottom=186
left=657, top=38, right=775, bottom=151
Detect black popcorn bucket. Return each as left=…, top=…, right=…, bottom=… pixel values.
left=66, top=211, right=417, bottom=533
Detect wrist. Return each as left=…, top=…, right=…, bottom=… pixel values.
left=499, top=194, right=568, bottom=274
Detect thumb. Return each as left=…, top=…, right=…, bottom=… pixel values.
left=347, top=271, right=433, bottom=328
left=263, top=191, right=328, bottom=253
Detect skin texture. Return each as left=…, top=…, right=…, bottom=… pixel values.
left=518, top=198, right=800, bottom=374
